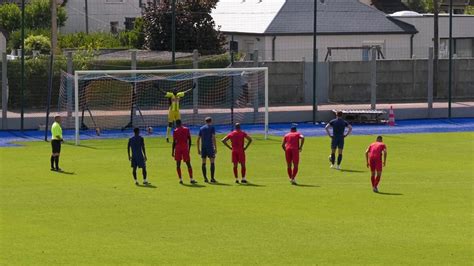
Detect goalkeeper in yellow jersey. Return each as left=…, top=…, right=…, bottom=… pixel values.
left=162, top=83, right=195, bottom=142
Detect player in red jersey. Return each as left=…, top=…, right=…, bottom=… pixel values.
left=222, top=123, right=253, bottom=184
left=365, top=136, right=388, bottom=193
left=172, top=120, right=196, bottom=184
left=282, top=124, right=305, bottom=185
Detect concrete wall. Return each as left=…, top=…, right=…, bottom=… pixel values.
left=329, top=59, right=474, bottom=103
left=233, top=61, right=305, bottom=105
left=228, top=34, right=412, bottom=62
left=61, top=0, right=143, bottom=33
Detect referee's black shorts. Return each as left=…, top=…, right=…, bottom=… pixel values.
left=51, top=140, right=61, bottom=154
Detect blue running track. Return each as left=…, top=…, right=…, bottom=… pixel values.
left=1, top=118, right=473, bottom=147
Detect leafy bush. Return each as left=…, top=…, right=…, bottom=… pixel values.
left=59, top=32, right=126, bottom=50
left=7, top=28, right=50, bottom=51
left=25, top=35, right=51, bottom=54
left=0, top=3, right=21, bottom=34
left=26, top=0, right=67, bottom=29
left=118, top=17, right=145, bottom=49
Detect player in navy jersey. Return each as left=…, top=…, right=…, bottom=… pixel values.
left=127, top=128, right=150, bottom=185
left=197, top=117, right=217, bottom=183
left=325, top=111, right=352, bottom=170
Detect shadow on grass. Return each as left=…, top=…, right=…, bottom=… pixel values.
left=376, top=191, right=403, bottom=196
left=136, top=184, right=157, bottom=189
left=238, top=182, right=266, bottom=187
left=208, top=182, right=232, bottom=186
left=340, top=169, right=365, bottom=173
left=180, top=183, right=206, bottom=188
left=63, top=142, right=98, bottom=150
left=77, top=144, right=98, bottom=150
left=294, top=184, right=319, bottom=187
left=54, top=170, right=76, bottom=175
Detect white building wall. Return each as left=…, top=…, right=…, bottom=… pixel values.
left=226, top=35, right=266, bottom=61
left=61, top=0, right=143, bottom=33
left=228, top=34, right=411, bottom=61
left=394, top=15, right=474, bottom=58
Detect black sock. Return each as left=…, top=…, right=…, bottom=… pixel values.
left=210, top=163, right=215, bottom=179
left=54, top=156, right=59, bottom=169
left=50, top=156, right=55, bottom=169
left=132, top=167, right=137, bottom=180
left=143, top=168, right=147, bottom=180
left=331, top=153, right=336, bottom=165
left=202, top=163, right=207, bottom=179
left=337, top=154, right=343, bottom=165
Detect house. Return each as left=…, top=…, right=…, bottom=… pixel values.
left=60, top=0, right=153, bottom=34
left=361, top=0, right=472, bottom=14
left=391, top=12, right=474, bottom=58
left=212, top=0, right=418, bottom=61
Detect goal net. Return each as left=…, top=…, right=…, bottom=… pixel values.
left=57, top=68, right=269, bottom=144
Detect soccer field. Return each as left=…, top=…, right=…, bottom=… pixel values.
left=0, top=132, right=472, bottom=264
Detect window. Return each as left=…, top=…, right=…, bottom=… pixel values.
left=125, top=17, right=136, bottom=30
left=110, top=21, right=119, bottom=34
left=441, top=38, right=474, bottom=58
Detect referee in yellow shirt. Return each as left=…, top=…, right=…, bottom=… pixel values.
left=51, top=116, right=63, bottom=171
left=163, top=83, right=195, bottom=142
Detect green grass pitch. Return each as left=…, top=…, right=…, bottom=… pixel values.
left=0, top=132, right=472, bottom=264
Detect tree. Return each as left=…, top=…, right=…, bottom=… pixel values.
left=25, top=0, right=67, bottom=29
left=406, top=0, right=429, bottom=13
left=0, top=3, right=21, bottom=36
left=143, top=0, right=226, bottom=55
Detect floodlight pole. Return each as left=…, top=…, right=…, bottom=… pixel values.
left=312, top=0, right=318, bottom=123
left=171, top=0, right=176, bottom=65
left=85, top=0, right=89, bottom=34
left=20, top=0, right=25, bottom=131
left=448, top=0, right=453, bottom=119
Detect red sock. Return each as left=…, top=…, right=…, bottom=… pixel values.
left=292, top=166, right=298, bottom=179
left=287, top=167, right=292, bottom=179
left=188, top=167, right=193, bottom=179
left=241, top=166, right=246, bottom=178
left=233, top=166, right=238, bottom=178
left=375, top=175, right=381, bottom=187
left=177, top=168, right=182, bottom=179
left=370, top=175, right=375, bottom=187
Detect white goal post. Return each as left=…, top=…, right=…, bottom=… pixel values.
left=70, top=67, right=269, bottom=145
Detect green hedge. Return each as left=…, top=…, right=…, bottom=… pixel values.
left=6, top=53, right=231, bottom=110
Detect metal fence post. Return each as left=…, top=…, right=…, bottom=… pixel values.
left=427, top=48, right=434, bottom=118
left=193, top=49, right=199, bottom=121
left=253, top=49, right=259, bottom=123
left=370, top=47, right=377, bottom=110
left=2, top=52, right=7, bottom=130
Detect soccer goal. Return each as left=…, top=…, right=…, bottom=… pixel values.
left=57, top=67, right=269, bottom=145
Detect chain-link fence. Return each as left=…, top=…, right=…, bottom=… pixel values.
left=1, top=46, right=473, bottom=130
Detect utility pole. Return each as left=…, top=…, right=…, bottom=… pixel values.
left=312, top=0, right=318, bottom=123
left=448, top=0, right=453, bottom=119
left=433, top=0, right=439, bottom=98
left=85, top=0, right=89, bottom=34
left=51, top=0, right=58, bottom=53
left=171, top=0, right=176, bottom=65
left=20, top=0, right=25, bottom=131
